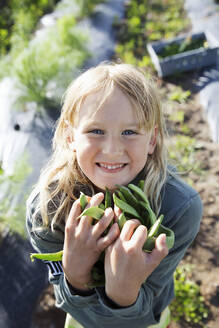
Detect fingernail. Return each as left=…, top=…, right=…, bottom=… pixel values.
left=94, top=192, right=104, bottom=198
left=105, top=207, right=112, bottom=215
left=161, top=234, right=166, bottom=245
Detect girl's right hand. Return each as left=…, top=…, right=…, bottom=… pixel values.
left=62, top=193, right=120, bottom=291
left=104, top=219, right=168, bottom=306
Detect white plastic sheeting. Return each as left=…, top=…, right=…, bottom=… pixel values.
left=185, top=0, right=219, bottom=142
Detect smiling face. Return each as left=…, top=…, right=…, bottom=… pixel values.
left=69, top=86, right=157, bottom=191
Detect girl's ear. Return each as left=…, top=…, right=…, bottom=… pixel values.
left=66, top=135, right=76, bottom=151
left=68, top=140, right=76, bottom=151
left=65, top=121, right=76, bottom=151
left=148, top=126, right=158, bottom=154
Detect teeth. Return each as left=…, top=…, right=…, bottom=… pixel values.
left=99, top=163, right=124, bottom=170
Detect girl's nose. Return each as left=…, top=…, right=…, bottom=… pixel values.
left=102, top=136, right=123, bottom=156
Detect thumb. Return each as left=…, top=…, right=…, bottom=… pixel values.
left=152, top=233, right=169, bottom=260
left=150, top=234, right=169, bottom=266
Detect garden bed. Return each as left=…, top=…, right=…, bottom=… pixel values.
left=147, top=32, right=219, bottom=77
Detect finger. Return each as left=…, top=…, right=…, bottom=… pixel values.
left=66, top=199, right=81, bottom=226
left=92, top=207, right=114, bottom=237
left=120, top=219, right=141, bottom=241
left=97, top=223, right=120, bottom=251
left=86, top=192, right=104, bottom=208
left=114, top=205, right=122, bottom=222
left=150, top=234, right=169, bottom=266
left=155, top=234, right=169, bottom=255
left=130, top=225, right=147, bottom=248
left=79, top=192, right=104, bottom=227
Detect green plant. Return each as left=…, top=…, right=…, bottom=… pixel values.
left=158, top=36, right=208, bottom=59
left=114, top=0, right=189, bottom=69
left=168, top=135, right=202, bottom=174
left=13, top=14, right=90, bottom=111
left=75, top=0, right=105, bottom=17
left=145, top=0, right=189, bottom=42
left=0, top=0, right=103, bottom=81
left=168, top=88, right=191, bottom=103
left=168, top=110, right=190, bottom=135
left=170, top=265, right=208, bottom=325
left=114, top=0, right=151, bottom=67
left=0, top=153, right=32, bottom=237
left=0, top=0, right=60, bottom=58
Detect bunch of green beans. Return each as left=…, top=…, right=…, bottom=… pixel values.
left=30, top=181, right=175, bottom=287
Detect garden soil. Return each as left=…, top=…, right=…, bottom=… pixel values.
left=32, top=72, right=219, bottom=328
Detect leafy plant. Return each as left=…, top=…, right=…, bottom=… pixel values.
left=158, top=36, right=208, bottom=59
left=114, top=0, right=151, bottom=67
left=168, top=88, right=191, bottom=103
left=75, top=0, right=105, bottom=17
left=145, top=0, right=189, bottom=42
left=170, top=265, right=208, bottom=326
left=114, top=0, right=189, bottom=69
left=0, top=153, right=32, bottom=238
left=13, top=14, right=90, bottom=111
left=168, top=135, right=202, bottom=174
left=0, top=0, right=60, bottom=58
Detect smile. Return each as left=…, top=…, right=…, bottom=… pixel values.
left=97, top=163, right=127, bottom=171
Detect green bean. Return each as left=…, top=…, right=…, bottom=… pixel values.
left=143, top=237, right=156, bottom=252
left=118, top=212, right=127, bottom=230
left=117, top=190, right=127, bottom=202
left=158, top=224, right=175, bottom=250
left=79, top=192, right=88, bottom=210
left=143, top=220, right=175, bottom=252
left=116, top=185, right=139, bottom=211
left=77, top=206, right=105, bottom=220
left=30, top=250, right=63, bottom=262
left=138, top=180, right=145, bottom=191
left=113, top=193, right=140, bottom=219
left=148, top=215, right=164, bottom=238
left=104, top=187, right=112, bottom=209
left=128, top=183, right=149, bottom=204
left=99, top=203, right=105, bottom=210
left=138, top=200, right=156, bottom=226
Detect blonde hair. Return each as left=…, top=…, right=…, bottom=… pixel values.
left=34, top=62, right=168, bottom=229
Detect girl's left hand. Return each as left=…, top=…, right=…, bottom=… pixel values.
left=104, top=219, right=168, bottom=306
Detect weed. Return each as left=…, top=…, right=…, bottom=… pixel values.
left=168, top=88, right=191, bottom=103
left=170, top=265, right=208, bottom=326
left=168, top=135, right=202, bottom=174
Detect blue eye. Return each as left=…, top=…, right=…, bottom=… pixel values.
left=89, top=129, right=104, bottom=135
left=122, top=130, right=137, bottom=135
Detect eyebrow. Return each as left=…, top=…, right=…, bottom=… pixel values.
left=84, top=118, right=139, bottom=125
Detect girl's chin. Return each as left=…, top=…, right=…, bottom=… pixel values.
left=94, top=184, right=117, bottom=192
left=93, top=180, right=129, bottom=192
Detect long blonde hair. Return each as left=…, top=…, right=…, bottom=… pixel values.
left=34, top=62, right=168, bottom=229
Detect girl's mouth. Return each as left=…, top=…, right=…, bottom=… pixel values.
left=96, top=163, right=127, bottom=173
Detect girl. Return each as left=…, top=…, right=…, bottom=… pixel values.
left=26, top=62, right=202, bottom=328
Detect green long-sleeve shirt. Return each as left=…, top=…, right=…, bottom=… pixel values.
left=26, top=173, right=202, bottom=328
